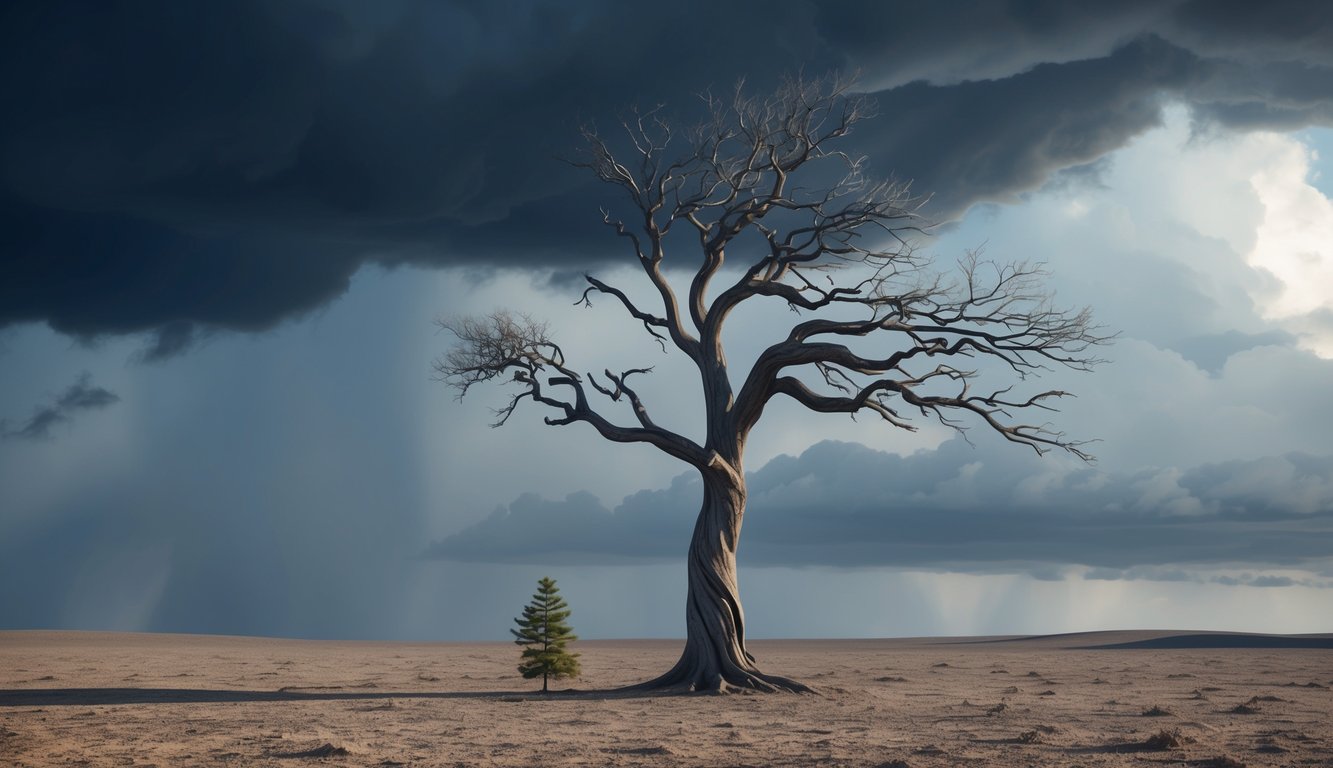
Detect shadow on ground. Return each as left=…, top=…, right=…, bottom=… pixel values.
left=0, top=687, right=665, bottom=707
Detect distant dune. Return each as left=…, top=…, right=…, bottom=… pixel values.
left=1083, top=632, right=1333, bottom=650
left=935, top=629, right=1333, bottom=650
left=2, top=629, right=1330, bottom=766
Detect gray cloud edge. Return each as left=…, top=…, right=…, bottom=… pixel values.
left=425, top=437, right=1333, bottom=582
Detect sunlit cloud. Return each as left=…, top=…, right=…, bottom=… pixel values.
left=1246, top=134, right=1333, bottom=355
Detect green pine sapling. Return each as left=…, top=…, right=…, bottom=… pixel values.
left=511, top=576, right=581, bottom=692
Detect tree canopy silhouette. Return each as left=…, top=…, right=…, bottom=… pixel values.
left=438, top=75, right=1107, bottom=692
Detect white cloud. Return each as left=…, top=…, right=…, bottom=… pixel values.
left=935, top=105, right=1333, bottom=359
left=1246, top=133, right=1333, bottom=355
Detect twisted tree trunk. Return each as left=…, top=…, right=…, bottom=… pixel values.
left=632, top=467, right=812, bottom=693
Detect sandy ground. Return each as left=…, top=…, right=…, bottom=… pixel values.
left=2, top=630, right=1331, bottom=767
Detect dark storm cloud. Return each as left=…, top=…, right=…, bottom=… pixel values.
left=852, top=35, right=1200, bottom=215
left=811, top=0, right=1169, bottom=89
left=4, top=0, right=1333, bottom=352
left=1, top=201, right=364, bottom=358
left=1, top=372, right=119, bottom=440
left=426, top=438, right=1333, bottom=575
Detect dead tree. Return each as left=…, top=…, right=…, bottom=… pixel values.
left=436, top=76, right=1107, bottom=693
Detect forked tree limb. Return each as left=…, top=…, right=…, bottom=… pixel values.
left=434, top=312, right=707, bottom=468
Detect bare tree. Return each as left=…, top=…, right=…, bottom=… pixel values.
left=436, top=76, right=1107, bottom=693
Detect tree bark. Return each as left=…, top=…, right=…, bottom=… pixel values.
left=631, top=468, right=812, bottom=693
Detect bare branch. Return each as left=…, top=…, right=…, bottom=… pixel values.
left=577, top=275, right=669, bottom=352
left=732, top=254, right=1110, bottom=459
left=588, top=366, right=660, bottom=431
left=433, top=311, right=707, bottom=467
left=573, top=116, right=702, bottom=360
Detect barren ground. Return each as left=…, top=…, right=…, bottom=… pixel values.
left=2, top=630, right=1331, bottom=767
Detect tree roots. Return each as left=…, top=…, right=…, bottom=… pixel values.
left=622, top=652, right=816, bottom=695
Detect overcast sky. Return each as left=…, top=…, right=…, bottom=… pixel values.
left=2, top=1, right=1332, bottom=641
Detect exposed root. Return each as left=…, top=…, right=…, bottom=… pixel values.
left=622, top=653, right=816, bottom=694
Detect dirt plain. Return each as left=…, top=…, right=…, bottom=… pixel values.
left=2, top=630, right=1331, bottom=767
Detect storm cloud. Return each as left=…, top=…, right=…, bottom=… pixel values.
left=5, top=1, right=1333, bottom=354
left=426, top=437, right=1333, bottom=576
left=1, top=372, right=119, bottom=440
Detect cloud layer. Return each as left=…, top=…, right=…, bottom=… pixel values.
left=4, top=1, right=1333, bottom=353
left=427, top=437, right=1333, bottom=577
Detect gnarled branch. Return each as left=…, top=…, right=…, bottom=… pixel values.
left=433, top=311, right=707, bottom=467
left=577, top=275, right=669, bottom=352
left=732, top=256, right=1110, bottom=457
